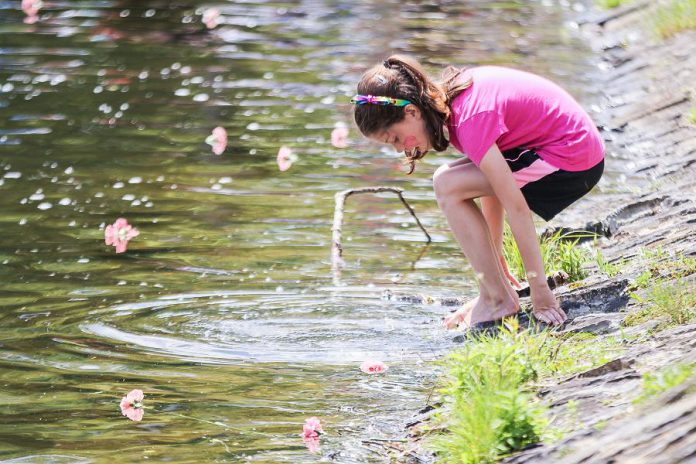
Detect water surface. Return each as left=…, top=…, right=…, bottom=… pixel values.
left=0, top=1, right=619, bottom=462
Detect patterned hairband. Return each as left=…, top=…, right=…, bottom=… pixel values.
left=350, top=94, right=411, bottom=107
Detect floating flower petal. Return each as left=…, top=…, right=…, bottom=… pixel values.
left=277, top=146, right=298, bottom=172
left=331, top=127, right=349, bottom=148
left=302, top=416, right=323, bottom=438
left=205, top=126, right=228, bottom=155
left=202, top=8, right=221, bottom=29
left=360, top=360, right=388, bottom=374
left=119, top=389, right=144, bottom=422
left=104, top=218, right=140, bottom=253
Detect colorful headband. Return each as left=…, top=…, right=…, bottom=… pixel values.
left=350, top=94, right=411, bottom=107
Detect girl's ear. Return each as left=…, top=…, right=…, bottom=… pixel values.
left=404, top=104, right=421, bottom=120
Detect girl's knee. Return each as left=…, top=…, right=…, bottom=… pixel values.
left=432, top=164, right=452, bottom=198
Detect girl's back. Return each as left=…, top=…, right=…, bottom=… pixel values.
left=448, top=66, right=604, bottom=171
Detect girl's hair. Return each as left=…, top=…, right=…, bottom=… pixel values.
left=353, top=54, right=471, bottom=174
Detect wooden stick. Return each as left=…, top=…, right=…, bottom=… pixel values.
left=331, top=187, right=432, bottom=269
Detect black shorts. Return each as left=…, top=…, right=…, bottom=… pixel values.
left=502, top=147, right=604, bottom=221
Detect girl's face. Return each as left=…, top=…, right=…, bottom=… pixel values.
left=367, top=105, right=431, bottom=158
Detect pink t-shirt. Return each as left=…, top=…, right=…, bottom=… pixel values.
left=447, top=66, right=604, bottom=171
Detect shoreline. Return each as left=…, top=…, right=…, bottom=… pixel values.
left=375, top=2, right=696, bottom=462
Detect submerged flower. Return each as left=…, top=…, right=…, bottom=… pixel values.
left=360, top=360, right=388, bottom=374
left=202, top=8, right=221, bottom=29
left=303, top=436, right=321, bottom=453
left=277, top=146, right=298, bottom=172
left=104, top=218, right=140, bottom=253
left=302, top=417, right=323, bottom=438
left=119, top=389, right=144, bottom=422
left=205, top=126, right=228, bottom=155
left=21, top=0, right=42, bottom=15
left=330, top=127, right=349, bottom=148
left=21, top=0, right=42, bottom=23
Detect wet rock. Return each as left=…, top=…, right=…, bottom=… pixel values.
left=560, top=312, right=624, bottom=335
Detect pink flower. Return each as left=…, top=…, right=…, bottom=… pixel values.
left=21, top=0, right=42, bottom=16
left=331, top=127, right=349, bottom=148
left=119, top=389, right=144, bottom=422
left=104, top=218, right=140, bottom=253
left=303, top=436, right=321, bottom=453
left=360, top=360, right=388, bottom=374
left=302, top=417, right=323, bottom=438
left=277, top=146, right=298, bottom=172
left=202, top=8, right=220, bottom=29
left=205, top=126, right=227, bottom=155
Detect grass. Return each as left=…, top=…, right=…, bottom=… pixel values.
left=634, top=363, right=695, bottom=404
left=503, top=227, right=591, bottom=283
left=595, top=249, right=625, bottom=277
left=429, top=320, right=628, bottom=463
left=630, top=251, right=696, bottom=289
left=623, top=279, right=696, bottom=328
left=688, top=107, right=696, bottom=125
left=594, top=0, right=633, bottom=9
left=654, top=0, right=696, bottom=39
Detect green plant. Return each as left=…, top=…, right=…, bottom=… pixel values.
left=632, top=270, right=652, bottom=289
left=687, top=107, right=696, bottom=125
left=634, top=364, right=695, bottom=404
left=624, top=280, right=696, bottom=328
left=430, top=320, right=548, bottom=463
left=595, top=0, right=632, bottom=8
left=503, top=227, right=591, bottom=283
left=595, top=249, right=624, bottom=277
left=654, top=0, right=696, bottom=38
left=429, top=322, right=629, bottom=462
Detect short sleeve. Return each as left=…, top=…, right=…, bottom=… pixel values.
left=452, top=111, right=508, bottom=166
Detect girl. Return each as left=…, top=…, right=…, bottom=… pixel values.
left=351, top=55, right=604, bottom=328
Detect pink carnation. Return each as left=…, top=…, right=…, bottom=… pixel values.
left=360, top=360, right=388, bottom=374
left=21, top=0, right=42, bottom=16
left=205, top=126, right=227, bottom=155
left=302, top=416, right=323, bottom=438
left=202, top=8, right=220, bottom=29
left=119, top=389, right=144, bottom=422
left=104, top=218, right=140, bottom=253
left=277, top=146, right=298, bottom=172
left=330, top=127, right=349, bottom=148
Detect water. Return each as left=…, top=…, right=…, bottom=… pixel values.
left=0, top=0, right=617, bottom=462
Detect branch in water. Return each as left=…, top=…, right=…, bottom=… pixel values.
left=331, top=186, right=432, bottom=269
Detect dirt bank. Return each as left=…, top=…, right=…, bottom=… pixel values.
left=369, top=2, right=696, bottom=462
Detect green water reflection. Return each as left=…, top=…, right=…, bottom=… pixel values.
left=0, top=0, right=610, bottom=462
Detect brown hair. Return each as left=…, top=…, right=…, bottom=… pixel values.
left=353, top=54, right=471, bottom=174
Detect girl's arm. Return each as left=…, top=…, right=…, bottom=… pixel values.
left=478, top=143, right=566, bottom=325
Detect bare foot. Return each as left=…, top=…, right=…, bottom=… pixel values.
left=443, top=295, right=519, bottom=330
left=460, top=296, right=519, bottom=327
left=443, top=298, right=477, bottom=329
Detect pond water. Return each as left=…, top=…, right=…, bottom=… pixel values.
left=0, top=0, right=622, bottom=462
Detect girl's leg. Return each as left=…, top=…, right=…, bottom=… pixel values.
left=433, top=162, right=519, bottom=327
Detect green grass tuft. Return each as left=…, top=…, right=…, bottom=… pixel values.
left=634, top=364, right=695, bottom=404
left=654, top=0, right=696, bottom=38
left=687, top=107, right=696, bottom=125
left=594, top=0, right=633, bottom=9
left=429, top=321, right=628, bottom=462
left=503, top=227, right=591, bottom=283
left=624, top=280, right=696, bottom=328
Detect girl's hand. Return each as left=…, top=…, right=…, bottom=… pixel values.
left=530, top=285, right=566, bottom=325
left=499, top=255, right=522, bottom=289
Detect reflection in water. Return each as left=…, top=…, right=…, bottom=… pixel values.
left=0, top=0, right=609, bottom=461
